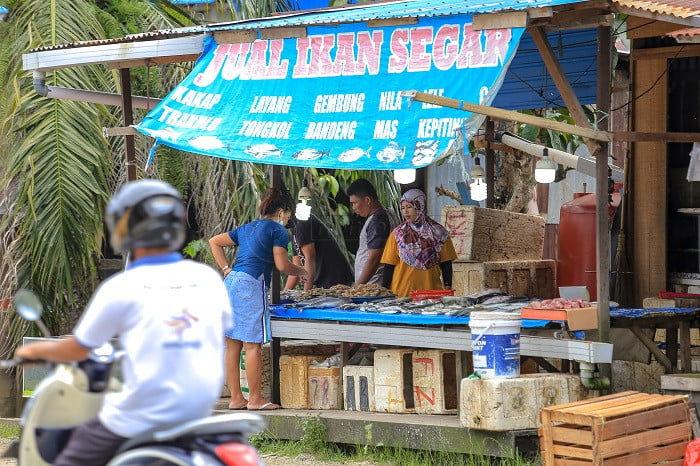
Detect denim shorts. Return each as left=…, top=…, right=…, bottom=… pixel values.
left=224, top=270, right=270, bottom=343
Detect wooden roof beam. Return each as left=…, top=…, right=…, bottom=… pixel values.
left=401, top=90, right=613, bottom=142
left=529, top=26, right=603, bottom=157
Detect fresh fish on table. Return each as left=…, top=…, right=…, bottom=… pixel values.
left=296, top=296, right=351, bottom=308
left=338, top=147, right=371, bottom=163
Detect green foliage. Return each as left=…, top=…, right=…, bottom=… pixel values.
left=0, top=423, right=20, bottom=438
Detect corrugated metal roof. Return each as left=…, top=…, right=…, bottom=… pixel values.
left=205, top=0, right=588, bottom=31
left=667, top=26, right=700, bottom=36
left=612, top=0, right=700, bottom=18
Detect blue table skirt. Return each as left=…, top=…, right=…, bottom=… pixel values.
left=271, top=305, right=549, bottom=328
left=609, top=307, right=700, bottom=318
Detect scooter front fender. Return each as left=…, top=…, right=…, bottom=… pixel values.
left=19, top=366, right=105, bottom=466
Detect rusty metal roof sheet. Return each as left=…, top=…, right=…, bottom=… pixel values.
left=667, top=26, right=700, bottom=36
left=612, top=0, right=700, bottom=18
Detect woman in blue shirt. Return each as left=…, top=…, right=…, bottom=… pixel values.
left=210, top=188, right=308, bottom=410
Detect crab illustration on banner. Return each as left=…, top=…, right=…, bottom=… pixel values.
left=136, top=15, right=524, bottom=169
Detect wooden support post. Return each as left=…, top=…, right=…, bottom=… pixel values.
left=485, top=118, right=495, bottom=208
left=529, top=26, right=601, bottom=157
left=270, top=165, right=282, bottom=305
left=119, top=68, right=136, bottom=182
left=680, top=321, right=692, bottom=373
left=630, top=326, right=674, bottom=373
left=271, top=338, right=281, bottom=405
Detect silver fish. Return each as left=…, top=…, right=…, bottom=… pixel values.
left=292, top=149, right=329, bottom=161
left=376, top=142, right=405, bottom=163
left=411, top=140, right=439, bottom=165
left=188, top=135, right=224, bottom=150
left=338, top=147, right=371, bottom=163
left=148, top=127, right=182, bottom=142
left=245, top=143, right=282, bottom=159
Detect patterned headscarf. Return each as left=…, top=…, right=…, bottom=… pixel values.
left=394, top=189, right=449, bottom=270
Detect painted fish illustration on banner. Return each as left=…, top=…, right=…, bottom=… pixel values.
left=136, top=15, right=524, bottom=170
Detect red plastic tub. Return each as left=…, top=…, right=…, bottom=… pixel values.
left=409, top=289, right=455, bottom=302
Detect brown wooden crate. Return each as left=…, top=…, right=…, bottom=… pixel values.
left=599, top=422, right=692, bottom=458
left=602, top=441, right=687, bottom=466
left=601, top=403, right=690, bottom=438
left=540, top=391, right=692, bottom=465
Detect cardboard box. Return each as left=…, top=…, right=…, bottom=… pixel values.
left=521, top=306, right=598, bottom=330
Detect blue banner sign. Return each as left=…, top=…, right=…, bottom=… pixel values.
left=137, top=16, right=524, bottom=170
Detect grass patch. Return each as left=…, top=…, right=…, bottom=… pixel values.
left=0, top=424, right=20, bottom=439
left=250, top=414, right=541, bottom=465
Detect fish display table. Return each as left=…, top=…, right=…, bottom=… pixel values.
left=269, top=305, right=614, bottom=403
left=610, top=307, right=700, bottom=373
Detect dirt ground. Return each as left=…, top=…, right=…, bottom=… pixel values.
left=0, top=436, right=381, bottom=465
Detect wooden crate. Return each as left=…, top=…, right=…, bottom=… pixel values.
left=441, top=206, right=544, bottom=262
left=539, top=391, right=692, bottom=465
left=453, top=260, right=556, bottom=299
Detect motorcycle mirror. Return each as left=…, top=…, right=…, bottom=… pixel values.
left=13, top=289, right=44, bottom=321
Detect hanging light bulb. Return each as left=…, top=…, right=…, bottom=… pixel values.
left=393, top=168, right=416, bottom=184
left=470, top=156, right=487, bottom=202
left=535, top=147, right=557, bottom=184
left=295, top=186, right=312, bottom=221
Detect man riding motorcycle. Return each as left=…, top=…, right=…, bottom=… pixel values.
left=15, top=179, right=232, bottom=466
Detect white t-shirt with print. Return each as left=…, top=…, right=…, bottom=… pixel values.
left=74, top=256, right=231, bottom=437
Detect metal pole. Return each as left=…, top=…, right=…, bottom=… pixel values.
left=119, top=68, right=137, bottom=182
left=596, top=25, right=613, bottom=384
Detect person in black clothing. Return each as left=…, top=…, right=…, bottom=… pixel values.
left=284, top=214, right=354, bottom=290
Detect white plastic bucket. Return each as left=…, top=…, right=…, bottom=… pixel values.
left=469, top=311, right=522, bottom=379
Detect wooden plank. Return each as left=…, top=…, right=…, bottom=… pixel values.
left=214, top=30, right=258, bottom=43
left=550, top=392, right=655, bottom=416
left=602, top=442, right=687, bottom=466
left=540, top=409, right=556, bottom=466
left=550, top=444, right=593, bottom=461
left=367, top=17, right=418, bottom=27
left=590, top=394, right=687, bottom=418
left=599, top=422, right=691, bottom=458
left=550, top=425, right=593, bottom=445
left=613, top=131, right=700, bottom=142
left=625, top=16, right=691, bottom=40
left=472, top=11, right=527, bottom=30
left=662, top=374, right=700, bottom=392
left=103, top=126, right=139, bottom=137
left=630, top=56, right=667, bottom=307
left=403, top=91, right=613, bottom=142
left=632, top=44, right=700, bottom=61
left=541, top=391, right=640, bottom=414
left=528, top=26, right=601, bottom=157
left=553, top=459, right=591, bottom=466
left=591, top=418, right=604, bottom=465
left=601, top=402, right=690, bottom=438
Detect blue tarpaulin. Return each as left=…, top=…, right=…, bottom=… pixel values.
left=136, top=15, right=524, bottom=169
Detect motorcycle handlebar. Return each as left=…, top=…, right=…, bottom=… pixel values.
left=0, top=358, right=47, bottom=369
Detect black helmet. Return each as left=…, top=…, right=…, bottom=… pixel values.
left=106, top=180, right=186, bottom=254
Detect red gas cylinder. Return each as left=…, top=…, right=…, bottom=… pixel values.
left=557, top=189, right=621, bottom=301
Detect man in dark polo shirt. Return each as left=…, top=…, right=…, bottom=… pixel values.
left=285, top=214, right=354, bottom=290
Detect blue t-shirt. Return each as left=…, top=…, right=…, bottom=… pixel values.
left=229, top=219, right=290, bottom=286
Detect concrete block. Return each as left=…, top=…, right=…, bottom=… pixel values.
left=453, top=260, right=556, bottom=299
left=343, top=366, right=375, bottom=412
left=460, top=374, right=592, bottom=431
left=280, top=355, right=324, bottom=409
left=374, top=349, right=415, bottom=413
left=412, top=350, right=458, bottom=414
left=308, top=366, right=342, bottom=410
left=441, top=206, right=545, bottom=262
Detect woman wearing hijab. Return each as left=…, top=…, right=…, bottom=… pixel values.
left=380, top=189, right=457, bottom=297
